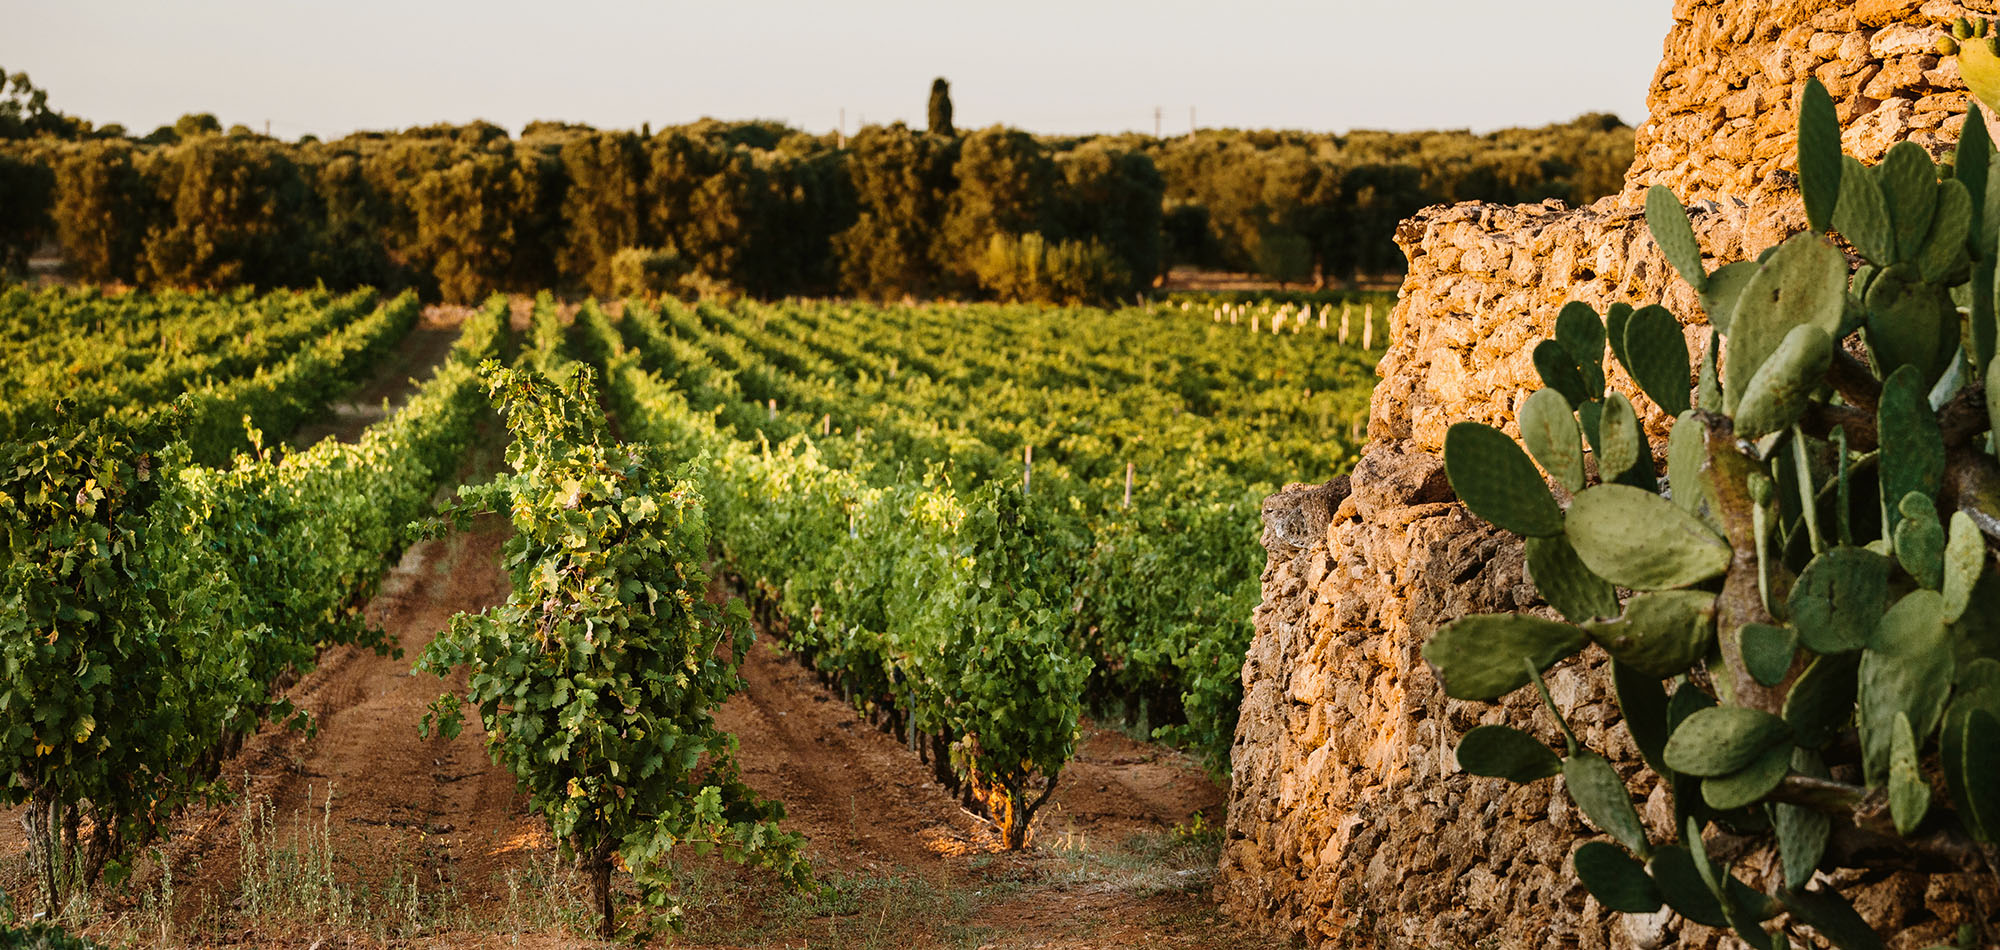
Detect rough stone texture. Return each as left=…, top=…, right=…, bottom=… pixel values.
left=1222, top=1, right=2000, bottom=946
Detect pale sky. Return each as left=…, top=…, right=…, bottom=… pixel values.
left=7, top=2, right=1674, bottom=140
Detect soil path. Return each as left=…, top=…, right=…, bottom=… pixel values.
left=21, top=309, right=1256, bottom=949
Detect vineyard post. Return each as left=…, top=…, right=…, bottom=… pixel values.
left=1318, top=305, right=1327, bottom=330
left=1361, top=302, right=1374, bottom=350
left=1124, top=461, right=1133, bottom=509
left=1252, top=313, right=1259, bottom=334
left=1339, top=302, right=1351, bottom=344
left=1023, top=444, right=1032, bottom=494
left=767, top=398, right=776, bottom=420
left=821, top=413, right=830, bottom=436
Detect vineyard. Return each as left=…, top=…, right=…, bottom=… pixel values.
left=0, top=283, right=1388, bottom=945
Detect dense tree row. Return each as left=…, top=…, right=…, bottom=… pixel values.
left=0, top=84, right=1631, bottom=300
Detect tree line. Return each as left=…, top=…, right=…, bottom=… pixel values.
left=0, top=70, right=1633, bottom=302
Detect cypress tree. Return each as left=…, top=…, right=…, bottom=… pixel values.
left=927, top=78, right=954, bottom=136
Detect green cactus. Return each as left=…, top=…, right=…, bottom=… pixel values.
left=1573, top=842, right=1662, bottom=913
left=1423, top=613, right=1588, bottom=701
left=1525, top=535, right=1618, bottom=622
left=1646, top=185, right=1708, bottom=292
left=1722, top=232, right=1849, bottom=413
left=1565, top=484, right=1731, bottom=590
left=1428, top=76, right=2000, bottom=946
left=1739, top=622, right=1797, bottom=687
left=1581, top=590, right=1716, bottom=677
left=1662, top=706, right=1791, bottom=777
left=1798, top=77, right=1843, bottom=233
left=1443, top=421, right=1564, bottom=537
left=1596, top=392, right=1644, bottom=485
left=1788, top=546, right=1892, bottom=653
left=1954, top=19, right=2000, bottom=116
left=1455, top=724, right=1562, bottom=783
left=1732, top=324, right=1832, bottom=440
left=1889, top=712, right=1929, bottom=835
left=1858, top=590, right=1953, bottom=785
left=1875, top=142, right=1938, bottom=264
left=1620, top=304, right=1691, bottom=416
left=1772, top=748, right=1832, bottom=889
left=1894, top=492, right=1947, bottom=589
left=1835, top=154, right=1896, bottom=265
left=1517, top=387, right=1585, bottom=492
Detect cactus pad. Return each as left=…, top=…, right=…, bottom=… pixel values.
left=1646, top=184, right=1708, bottom=292
left=1942, top=512, right=1983, bottom=622
left=1889, top=712, right=1930, bottom=835
left=1566, top=484, right=1732, bottom=590
left=1620, top=304, right=1692, bottom=417
left=1701, top=741, right=1792, bottom=811
left=1918, top=178, right=1972, bottom=285
left=1597, top=392, right=1644, bottom=486
left=1556, top=302, right=1607, bottom=399
left=1455, top=724, right=1562, bottom=783
left=1564, top=753, right=1649, bottom=855
left=1772, top=748, right=1832, bottom=890
left=1518, top=387, right=1585, bottom=493
left=1857, top=589, right=1953, bottom=784
left=1894, top=491, right=1946, bottom=590
left=1647, top=846, right=1731, bottom=929
left=1723, top=233, right=1849, bottom=413
left=1733, top=324, right=1833, bottom=440
left=1740, top=622, right=1798, bottom=687
left=1876, top=365, right=1946, bottom=536
left=1789, top=546, right=1892, bottom=654
left=1663, top=706, right=1791, bottom=777
left=1957, top=26, right=2000, bottom=117
left=1835, top=154, right=1896, bottom=266
left=1582, top=590, right=1717, bottom=678
left=1874, top=142, right=1938, bottom=265
left=1698, top=261, right=1757, bottom=336
left=1533, top=339, right=1589, bottom=407
left=1422, top=613, right=1588, bottom=701
left=1574, top=842, right=1663, bottom=913
left=1526, top=535, right=1619, bottom=623
left=1797, top=78, right=1843, bottom=234
left=1444, top=422, right=1564, bottom=537
left=1865, top=266, right=1958, bottom=387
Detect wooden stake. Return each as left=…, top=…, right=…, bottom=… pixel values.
left=822, top=413, right=831, bottom=436
left=1361, top=304, right=1374, bottom=350
left=1339, top=302, right=1351, bottom=345
left=1024, top=444, right=1033, bottom=494
left=767, top=398, right=776, bottom=420
left=1124, top=462, right=1134, bottom=509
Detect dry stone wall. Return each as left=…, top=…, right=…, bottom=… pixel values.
left=1220, top=1, right=2000, bottom=946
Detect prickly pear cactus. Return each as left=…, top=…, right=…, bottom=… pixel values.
left=1426, top=77, right=2000, bottom=948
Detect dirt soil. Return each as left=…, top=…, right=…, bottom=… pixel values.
left=3, top=310, right=1257, bottom=949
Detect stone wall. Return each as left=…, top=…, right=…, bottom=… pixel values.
left=1219, top=2, right=2000, bottom=947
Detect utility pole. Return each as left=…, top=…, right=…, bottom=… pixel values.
left=1154, top=106, right=1162, bottom=138
left=264, top=119, right=270, bottom=137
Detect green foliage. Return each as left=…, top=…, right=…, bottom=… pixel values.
left=417, top=362, right=806, bottom=936
left=137, top=136, right=315, bottom=288
left=1431, top=85, right=2000, bottom=946
left=0, top=291, right=501, bottom=917
left=2, top=99, right=1626, bottom=297
left=0, top=150, right=52, bottom=274
left=584, top=289, right=1357, bottom=791
left=974, top=231, right=1132, bottom=304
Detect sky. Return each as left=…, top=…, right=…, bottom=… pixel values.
left=7, top=2, right=1675, bottom=141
